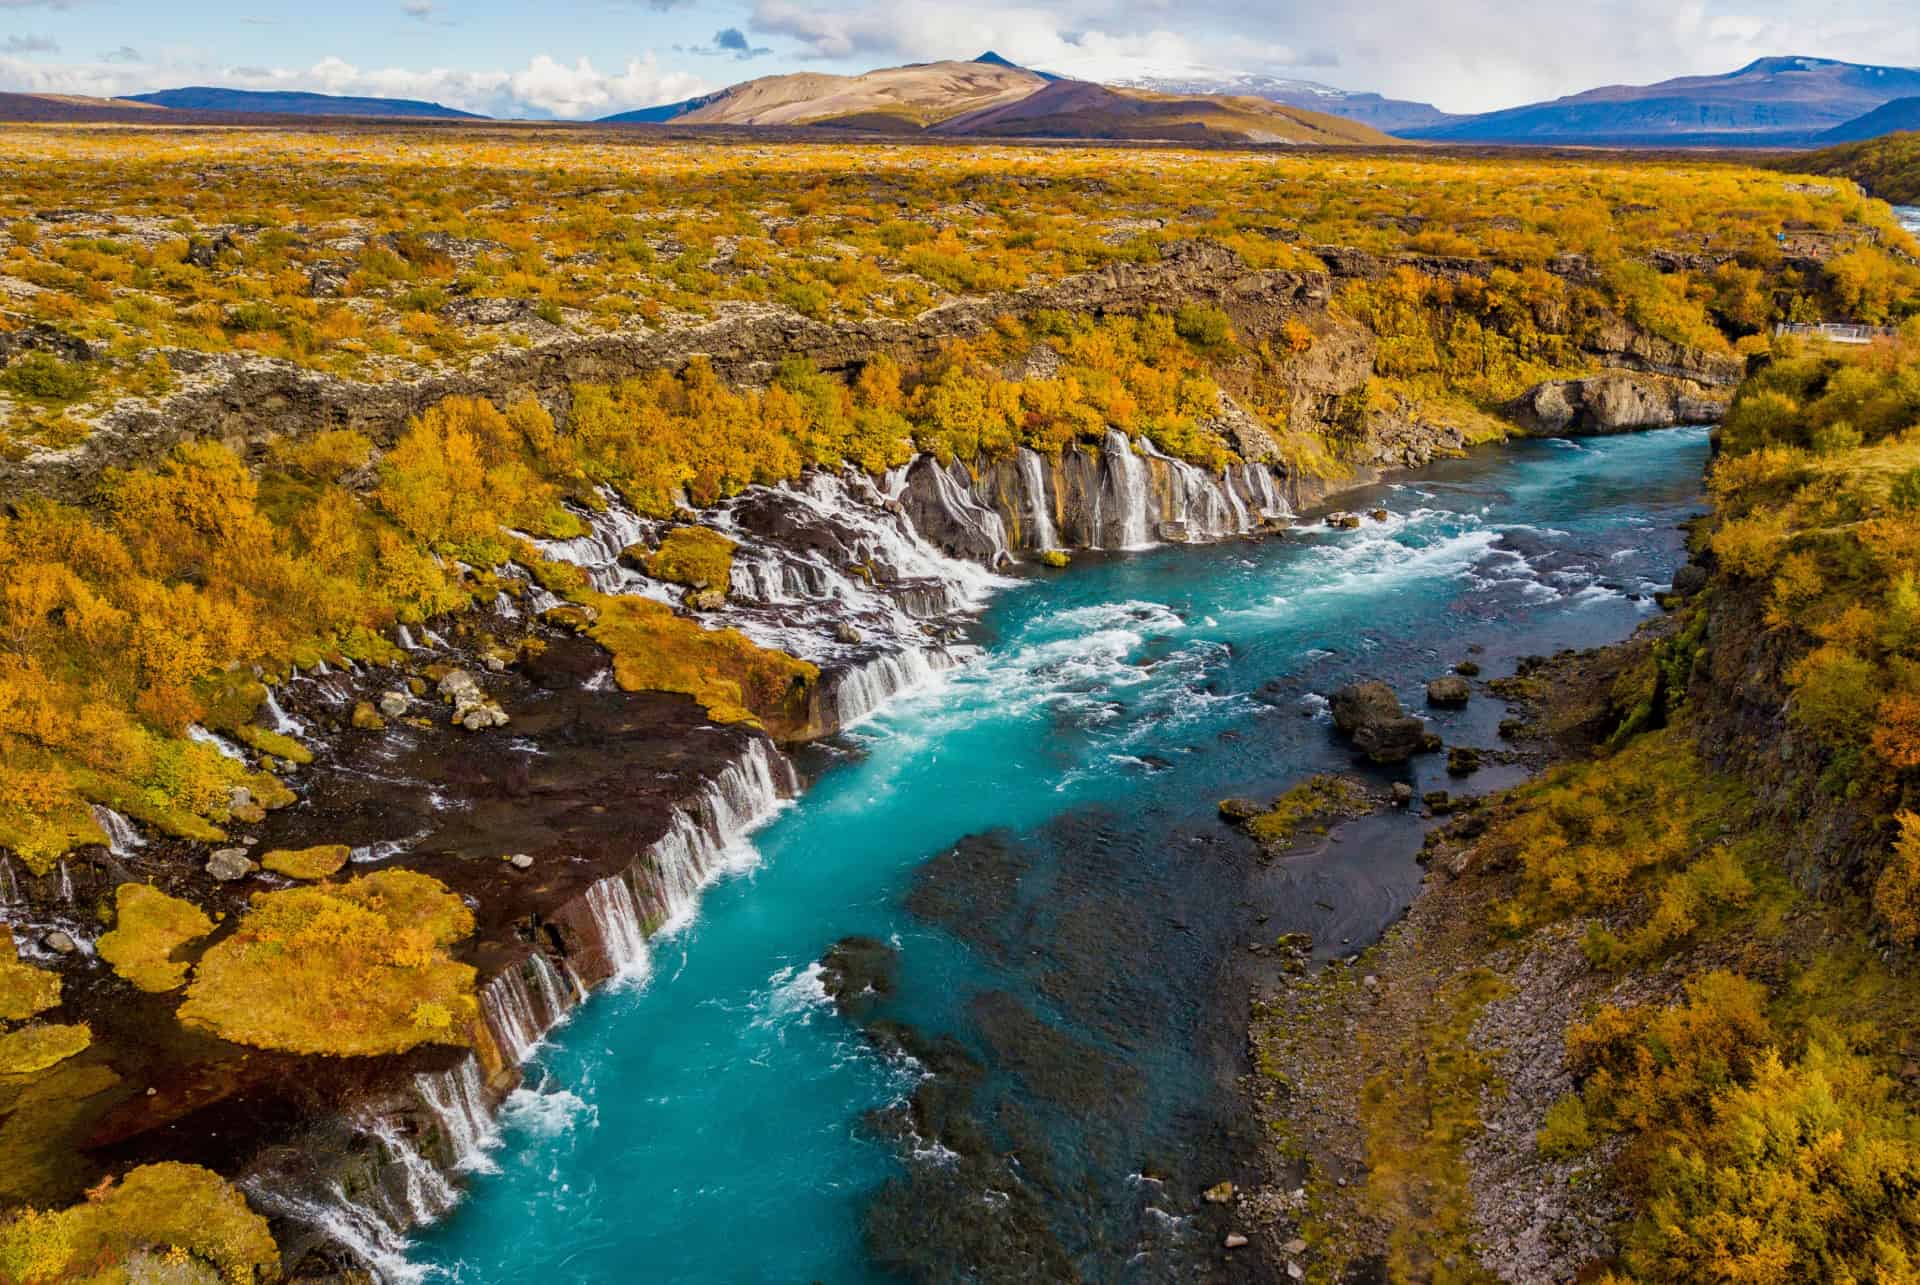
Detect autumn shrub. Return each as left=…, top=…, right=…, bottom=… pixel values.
left=0, top=353, right=92, bottom=402
left=0, top=1162, right=278, bottom=1285
left=588, top=593, right=817, bottom=738
left=95, top=884, right=214, bottom=992
left=178, top=869, right=478, bottom=1056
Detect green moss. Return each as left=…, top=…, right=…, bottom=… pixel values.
left=259, top=843, right=350, bottom=881
left=643, top=526, right=737, bottom=592
left=0, top=931, right=61, bottom=1023
left=0, top=1161, right=277, bottom=1285
left=1243, top=774, right=1374, bottom=847
left=0, top=1025, right=90, bottom=1076
left=178, top=869, right=478, bottom=1057
left=1039, top=550, right=1071, bottom=568
left=234, top=724, right=313, bottom=765
left=96, top=885, right=214, bottom=993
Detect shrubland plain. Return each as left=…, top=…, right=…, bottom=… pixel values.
left=1, top=119, right=1919, bottom=1280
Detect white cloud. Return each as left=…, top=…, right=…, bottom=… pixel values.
left=0, top=49, right=714, bottom=118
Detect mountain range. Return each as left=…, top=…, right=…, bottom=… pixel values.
left=7, top=52, right=1920, bottom=149
left=1400, top=56, right=1920, bottom=145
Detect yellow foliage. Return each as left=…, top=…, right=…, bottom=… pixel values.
left=0, top=1024, right=90, bottom=1076
left=178, top=870, right=477, bottom=1057
left=588, top=592, right=818, bottom=738
left=0, top=1162, right=278, bottom=1285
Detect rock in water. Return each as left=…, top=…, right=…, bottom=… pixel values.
left=818, top=935, right=900, bottom=1021
left=1426, top=675, right=1471, bottom=707
left=1330, top=681, right=1430, bottom=764
left=1448, top=746, right=1482, bottom=775
left=1218, top=798, right=1264, bottom=822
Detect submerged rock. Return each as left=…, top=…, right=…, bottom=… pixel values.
left=1331, top=681, right=1430, bottom=764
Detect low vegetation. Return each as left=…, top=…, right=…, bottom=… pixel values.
left=1791, top=130, right=1920, bottom=206
left=259, top=843, right=350, bottom=881
left=0, top=930, right=59, bottom=1023
left=0, top=1161, right=278, bottom=1284
left=96, top=884, right=215, bottom=992
left=177, top=869, right=477, bottom=1057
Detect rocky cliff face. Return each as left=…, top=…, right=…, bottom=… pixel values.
left=1506, top=372, right=1731, bottom=436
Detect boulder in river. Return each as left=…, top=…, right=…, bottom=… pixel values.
left=1426, top=675, right=1471, bottom=707
left=1330, top=681, right=1430, bottom=764
left=818, top=935, right=899, bottom=1021
left=206, top=848, right=253, bottom=882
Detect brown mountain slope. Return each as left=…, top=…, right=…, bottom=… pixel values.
left=679, top=60, right=1045, bottom=128
left=933, top=79, right=1400, bottom=145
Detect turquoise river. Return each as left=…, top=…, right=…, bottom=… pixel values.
left=417, top=427, right=1712, bottom=1283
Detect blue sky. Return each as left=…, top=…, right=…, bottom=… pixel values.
left=2, top=0, right=1917, bottom=118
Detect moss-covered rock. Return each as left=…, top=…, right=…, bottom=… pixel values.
left=643, top=526, right=736, bottom=593
left=96, top=885, right=214, bottom=993
left=0, top=1024, right=90, bottom=1076
left=259, top=844, right=350, bottom=881
left=350, top=700, right=387, bottom=731
left=0, top=930, right=61, bottom=1023
left=587, top=592, right=817, bottom=738
left=178, top=869, right=477, bottom=1057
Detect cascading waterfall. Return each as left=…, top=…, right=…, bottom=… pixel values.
left=585, top=877, right=651, bottom=984
left=482, top=962, right=559, bottom=1067
left=187, top=724, right=247, bottom=761
left=819, top=646, right=967, bottom=730
left=262, top=688, right=306, bottom=737
left=415, top=1058, right=500, bottom=1175
left=1102, top=429, right=1154, bottom=550
left=0, top=855, right=18, bottom=906
left=56, top=861, right=73, bottom=905
left=244, top=1181, right=426, bottom=1285
left=629, top=737, right=799, bottom=932
left=89, top=805, right=145, bottom=856
left=1017, top=447, right=1060, bottom=551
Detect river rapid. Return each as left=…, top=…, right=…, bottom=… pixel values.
left=413, top=428, right=1711, bottom=1283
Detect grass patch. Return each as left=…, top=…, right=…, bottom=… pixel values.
left=1359, top=966, right=1508, bottom=1284
left=1243, top=774, right=1374, bottom=847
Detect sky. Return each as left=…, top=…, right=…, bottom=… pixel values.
left=0, top=0, right=1918, bottom=120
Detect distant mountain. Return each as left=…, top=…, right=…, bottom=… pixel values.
left=128, top=87, right=480, bottom=120
left=0, top=92, right=170, bottom=123
left=931, top=79, right=1398, bottom=146
left=1402, top=56, right=1920, bottom=146
left=973, top=51, right=1064, bottom=84
left=599, top=53, right=1394, bottom=145
left=1818, top=97, right=1920, bottom=143
left=1111, top=73, right=1455, bottom=134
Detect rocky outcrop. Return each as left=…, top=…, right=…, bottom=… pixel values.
left=1506, top=372, right=1731, bottom=436
left=1, top=240, right=1331, bottom=504
left=1331, top=681, right=1433, bottom=764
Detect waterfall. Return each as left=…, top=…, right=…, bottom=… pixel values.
left=242, top=1181, right=427, bottom=1285
left=819, top=646, right=966, bottom=729
left=89, top=805, right=144, bottom=856
left=482, top=962, right=557, bottom=1067
left=0, top=855, right=18, bottom=906
left=584, top=877, right=651, bottom=985
left=56, top=862, right=73, bottom=905
left=632, top=737, right=798, bottom=933
left=1017, top=448, right=1060, bottom=552
left=365, top=1115, right=459, bottom=1225
left=415, top=1058, right=500, bottom=1175
left=186, top=724, right=247, bottom=761
left=1102, top=430, right=1154, bottom=550
left=396, top=624, right=418, bottom=651
left=421, top=628, right=449, bottom=650
left=262, top=688, right=306, bottom=737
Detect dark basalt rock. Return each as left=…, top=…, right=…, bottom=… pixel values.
left=818, top=935, right=899, bottom=1021
left=1331, top=680, right=1431, bottom=764
left=1426, top=675, right=1472, bottom=707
